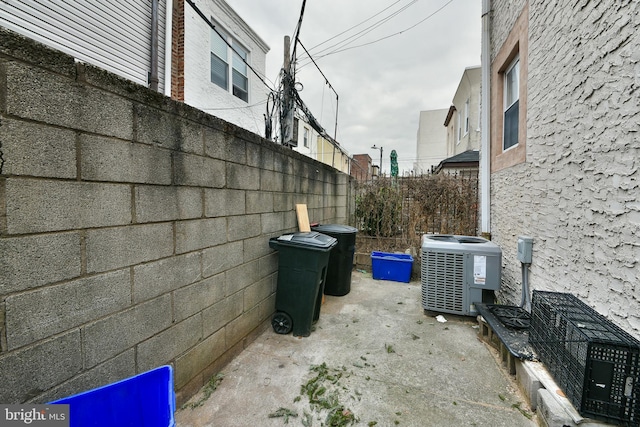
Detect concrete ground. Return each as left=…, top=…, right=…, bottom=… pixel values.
left=175, top=270, right=538, bottom=427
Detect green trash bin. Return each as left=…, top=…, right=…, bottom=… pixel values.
left=311, top=224, right=357, bottom=296
left=269, top=232, right=337, bottom=337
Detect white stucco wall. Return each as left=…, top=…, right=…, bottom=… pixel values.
left=415, top=109, right=449, bottom=174
left=490, top=0, right=640, bottom=339
left=183, top=0, right=269, bottom=136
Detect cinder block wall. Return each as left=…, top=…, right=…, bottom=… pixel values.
left=490, top=0, right=640, bottom=339
left=0, top=29, right=354, bottom=405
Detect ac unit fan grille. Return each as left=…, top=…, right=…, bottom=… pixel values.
left=421, top=251, right=464, bottom=313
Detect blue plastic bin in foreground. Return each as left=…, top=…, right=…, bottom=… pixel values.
left=49, top=365, right=175, bottom=427
left=371, top=251, right=413, bottom=283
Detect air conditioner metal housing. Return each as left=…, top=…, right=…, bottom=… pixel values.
left=421, top=234, right=502, bottom=316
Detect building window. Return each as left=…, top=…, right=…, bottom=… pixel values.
left=211, top=24, right=249, bottom=102
left=457, top=111, right=462, bottom=144
left=232, top=44, right=248, bottom=101
left=490, top=4, right=527, bottom=172
left=303, top=127, right=309, bottom=148
left=503, top=57, right=519, bottom=150
left=464, top=98, right=470, bottom=135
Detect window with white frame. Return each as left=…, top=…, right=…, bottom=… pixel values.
left=303, top=127, right=309, bottom=148
left=464, top=98, right=470, bottom=135
left=456, top=111, right=462, bottom=143
left=503, top=56, right=519, bottom=150
left=210, top=24, right=249, bottom=102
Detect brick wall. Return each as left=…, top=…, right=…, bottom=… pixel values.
left=171, top=0, right=185, bottom=101
left=0, top=28, right=354, bottom=404
left=490, top=0, right=640, bottom=339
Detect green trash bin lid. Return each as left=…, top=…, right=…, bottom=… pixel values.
left=311, top=224, right=358, bottom=235
left=270, top=232, right=337, bottom=250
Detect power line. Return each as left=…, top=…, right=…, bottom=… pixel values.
left=302, top=0, right=406, bottom=54
left=296, top=39, right=339, bottom=140
left=301, top=0, right=419, bottom=60
left=200, top=99, right=268, bottom=111
left=299, top=0, right=454, bottom=66
left=289, top=0, right=307, bottom=73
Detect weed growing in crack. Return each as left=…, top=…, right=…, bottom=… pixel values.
left=511, top=402, right=533, bottom=420
left=182, top=373, right=224, bottom=409
left=268, top=407, right=298, bottom=423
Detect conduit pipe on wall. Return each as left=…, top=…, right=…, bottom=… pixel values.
left=480, top=0, right=491, bottom=234
left=150, top=0, right=160, bottom=91
left=521, top=263, right=531, bottom=311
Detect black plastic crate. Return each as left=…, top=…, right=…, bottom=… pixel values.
left=529, top=291, right=640, bottom=426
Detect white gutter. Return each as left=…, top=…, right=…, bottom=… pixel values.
left=163, top=0, right=173, bottom=97
left=480, top=0, right=491, bottom=234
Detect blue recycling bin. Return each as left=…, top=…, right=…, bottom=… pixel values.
left=49, top=365, right=175, bottom=427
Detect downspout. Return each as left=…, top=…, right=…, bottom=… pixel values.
left=149, top=0, right=160, bottom=91
left=480, top=0, right=491, bottom=235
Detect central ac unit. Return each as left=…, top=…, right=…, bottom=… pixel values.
left=421, top=234, right=501, bottom=316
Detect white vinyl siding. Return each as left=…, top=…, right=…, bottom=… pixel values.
left=0, top=0, right=165, bottom=89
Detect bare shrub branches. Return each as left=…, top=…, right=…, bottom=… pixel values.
left=354, top=174, right=478, bottom=252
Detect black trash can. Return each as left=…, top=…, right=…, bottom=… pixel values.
left=269, top=232, right=337, bottom=337
left=310, top=224, right=357, bottom=296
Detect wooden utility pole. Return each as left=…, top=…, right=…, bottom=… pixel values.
left=282, top=35, right=295, bottom=145
left=281, top=1, right=306, bottom=147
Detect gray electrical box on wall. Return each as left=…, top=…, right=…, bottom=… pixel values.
left=517, top=236, right=533, bottom=263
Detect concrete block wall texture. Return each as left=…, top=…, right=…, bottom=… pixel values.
left=0, top=29, right=354, bottom=405
left=490, top=0, right=640, bottom=339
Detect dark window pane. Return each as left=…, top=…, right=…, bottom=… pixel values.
left=503, top=100, right=519, bottom=150
left=211, top=53, right=228, bottom=89
left=232, top=69, right=248, bottom=102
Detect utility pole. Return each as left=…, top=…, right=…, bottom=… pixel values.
left=280, top=0, right=306, bottom=147
left=281, top=36, right=295, bottom=146
left=371, top=145, right=383, bottom=175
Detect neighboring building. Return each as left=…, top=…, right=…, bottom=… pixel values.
left=445, top=66, right=481, bottom=157
left=172, top=0, right=270, bottom=136
left=415, top=68, right=481, bottom=175
left=293, top=116, right=317, bottom=159
left=434, top=150, right=479, bottom=177
left=0, top=0, right=270, bottom=136
left=414, top=109, right=449, bottom=174
left=485, top=0, right=640, bottom=339
left=351, top=154, right=373, bottom=182
left=316, top=136, right=350, bottom=174
left=292, top=115, right=350, bottom=173
left=0, top=1, right=169, bottom=92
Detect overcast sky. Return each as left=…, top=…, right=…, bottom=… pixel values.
left=227, top=0, right=481, bottom=174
